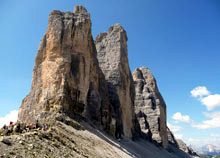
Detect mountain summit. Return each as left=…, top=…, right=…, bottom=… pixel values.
left=1, top=5, right=198, bottom=158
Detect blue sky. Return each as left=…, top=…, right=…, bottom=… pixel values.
left=0, top=0, right=220, bottom=148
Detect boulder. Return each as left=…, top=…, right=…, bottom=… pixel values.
left=0, top=137, right=11, bottom=145
left=0, top=127, right=9, bottom=136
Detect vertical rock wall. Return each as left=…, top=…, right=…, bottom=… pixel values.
left=133, top=67, right=168, bottom=148
left=18, top=6, right=110, bottom=128
left=18, top=5, right=174, bottom=149
left=95, top=24, right=135, bottom=138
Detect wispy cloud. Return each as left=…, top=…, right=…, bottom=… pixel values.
left=174, top=134, right=183, bottom=139
left=0, top=110, right=18, bottom=128
left=172, top=112, right=191, bottom=123
left=191, top=111, right=220, bottom=129
left=187, top=137, right=220, bottom=147
left=167, top=122, right=182, bottom=132
left=203, top=111, right=220, bottom=118
left=167, top=123, right=184, bottom=141
left=211, top=133, right=220, bottom=137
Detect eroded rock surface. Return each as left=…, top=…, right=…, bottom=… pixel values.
left=16, top=5, right=198, bottom=156
left=18, top=6, right=110, bottom=128
left=167, top=127, right=178, bottom=147
left=0, top=114, right=194, bottom=158
left=133, top=67, right=168, bottom=148
left=176, top=139, right=198, bottom=156
left=95, top=24, right=135, bottom=138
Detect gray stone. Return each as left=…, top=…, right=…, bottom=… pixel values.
left=176, top=139, right=195, bottom=155
left=133, top=67, right=168, bottom=148
left=0, top=137, right=11, bottom=145
left=167, top=127, right=198, bottom=156
left=18, top=6, right=111, bottom=130
left=167, top=127, right=178, bottom=147
left=15, top=5, right=197, bottom=156
left=95, top=24, right=135, bottom=138
left=73, top=5, right=88, bottom=14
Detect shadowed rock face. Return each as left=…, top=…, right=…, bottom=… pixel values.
left=16, top=5, right=197, bottom=155
left=167, top=128, right=198, bottom=156
left=95, top=24, right=135, bottom=138
left=133, top=67, right=168, bottom=148
left=18, top=6, right=110, bottom=127
left=176, top=139, right=198, bottom=156
left=167, top=127, right=178, bottom=147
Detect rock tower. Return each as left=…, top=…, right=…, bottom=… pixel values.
left=133, top=67, right=168, bottom=148
left=18, top=6, right=110, bottom=128
left=17, top=6, right=196, bottom=155
left=95, top=24, right=135, bottom=138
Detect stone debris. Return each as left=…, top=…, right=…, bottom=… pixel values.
left=0, top=137, right=11, bottom=145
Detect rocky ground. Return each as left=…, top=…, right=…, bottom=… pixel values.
left=0, top=114, right=198, bottom=158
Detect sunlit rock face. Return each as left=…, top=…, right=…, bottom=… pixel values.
left=18, top=6, right=111, bottom=128
left=16, top=4, right=198, bottom=153
left=95, top=24, right=135, bottom=138
left=133, top=67, right=168, bottom=148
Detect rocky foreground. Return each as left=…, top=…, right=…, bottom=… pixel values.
left=0, top=113, right=197, bottom=158
left=1, top=5, right=199, bottom=158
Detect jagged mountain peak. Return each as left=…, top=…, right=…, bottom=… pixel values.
left=73, top=5, right=88, bottom=14
left=0, top=5, right=198, bottom=158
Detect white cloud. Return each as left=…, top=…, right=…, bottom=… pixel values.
left=167, top=123, right=182, bottom=132
left=186, top=137, right=220, bottom=148
left=190, top=86, right=220, bottom=111
left=174, top=134, right=183, bottom=139
left=172, top=111, right=220, bottom=129
left=188, top=138, right=195, bottom=142
left=0, top=110, right=18, bottom=128
left=172, top=112, right=191, bottom=123
left=191, top=111, right=220, bottom=129
left=211, top=133, right=220, bottom=137
left=203, top=111, right=220, bottom=118
left=190, top=86, right=210, bottom=98
left=200, top=94, right=220, bottom=111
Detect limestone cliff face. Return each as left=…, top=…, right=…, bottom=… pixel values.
left=133, top=67, right=168, bottom=148
left=17, top=5, right=196, bottom=155
left=18, top=6, right=110, bottom=127
left=95, top=24, right=135, bottom=138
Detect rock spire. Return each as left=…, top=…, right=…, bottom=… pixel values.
left=18, top=6, right=110, bottom=129
left=95, top=24, right=135, bottom=138
left=133, top=67, right=168, bottom=148
left=17, top=6, right=196, bottom=156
